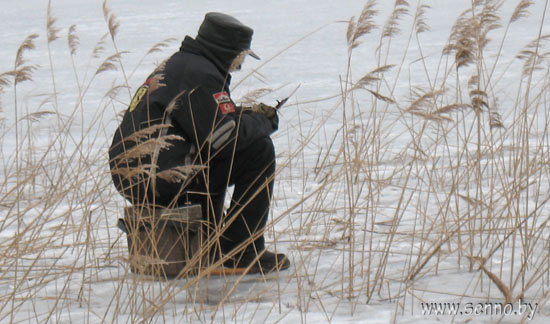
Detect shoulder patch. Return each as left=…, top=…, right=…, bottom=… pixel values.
left=128, top=84, right=149, bottom=112
left=212, top=91, right=235, bottom=114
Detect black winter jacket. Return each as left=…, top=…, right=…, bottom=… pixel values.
left=108, top=36, right=274, bottom=188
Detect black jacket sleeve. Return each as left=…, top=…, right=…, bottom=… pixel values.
left=170, top=72, right=275, bottom=160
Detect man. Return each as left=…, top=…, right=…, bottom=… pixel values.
left=108, top=12, right=289, bottom=273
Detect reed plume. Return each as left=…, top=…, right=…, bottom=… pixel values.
left=346, top=0, right=378, bottom=51
left=92, top=33, right=109, bottom=59
left=443, top=0, right=503, bottom=69
left=14, top=34, right=39, bottom=84
left=147, top=38, right=177, bottom=55
left=46, top=0, right=60, bottom=43
left=414, top=4, right=431, bottom=34
left=510, top=0, right=534, bottom=23
left=382, top=0, right=410, bottom=39
left=67, top=25, right=80, bottom=55
left=95, top=52, right=128, bottom=75
left=102, top=0, right=120, bottom=40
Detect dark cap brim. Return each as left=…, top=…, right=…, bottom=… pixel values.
left=248, top=50, right=260, bottom=60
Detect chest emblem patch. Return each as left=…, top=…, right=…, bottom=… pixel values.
left=213, top=91, right=235, bottom=114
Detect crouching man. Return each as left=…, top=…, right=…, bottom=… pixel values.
left=108, top=12, right=289, bottom=274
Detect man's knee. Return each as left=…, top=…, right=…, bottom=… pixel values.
left=246, top=136, right=275, bottom=168
left=232, top=136, right=275, bottom=178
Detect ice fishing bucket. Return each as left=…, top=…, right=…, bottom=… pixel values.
left=117, top=204, right=204, bottom=279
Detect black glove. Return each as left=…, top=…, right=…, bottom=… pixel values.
left=246, top=103, right=279, bottom=131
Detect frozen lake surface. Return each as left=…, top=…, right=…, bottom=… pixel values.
left=1, top=0, right=550, bottom=323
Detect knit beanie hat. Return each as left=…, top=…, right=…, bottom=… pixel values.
left=196, top=12, right=260, bottom=64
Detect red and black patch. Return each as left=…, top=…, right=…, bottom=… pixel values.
left=212, top=91, right=235, bottom=114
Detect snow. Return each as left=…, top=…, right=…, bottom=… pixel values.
left=1, top=0, right=550, bottom=323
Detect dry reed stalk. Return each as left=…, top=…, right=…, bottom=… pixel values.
left=468, top=256, right=513, bottom=303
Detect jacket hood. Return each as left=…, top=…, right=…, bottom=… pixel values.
left=180, top=36, right=238, bottom=76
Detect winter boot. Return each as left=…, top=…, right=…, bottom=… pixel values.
left=225, top=249, right=290, bottom=274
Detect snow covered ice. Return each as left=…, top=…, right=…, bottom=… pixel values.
left=1, top=0, right=550, bottom=323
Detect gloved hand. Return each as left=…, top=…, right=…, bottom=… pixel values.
left=246, top=103, right=279, bottom=131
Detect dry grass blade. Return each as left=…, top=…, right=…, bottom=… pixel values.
left=517, top=35, right=550, bottom=76
left=521, top=51, right=549, bottom=76
left=405, top=88, right=446, bottom=112
left=47, top=0, right=60, bottom=43
left=110, top=165, right=154, bottom=181
left=489, top=110, right=504, bottom=128
left=105, top=83, right=129, bottom=99
left=95, top=52, right=128, bottom=75
left=480, top=263, right=513, bottom=304
left=19, top=111, right=56, bottom=123
left=469, top=89, right=486, bottom=98
left=370, top=64, right=396, bottom=75
left=355, top=75, right=380, bottom=88
left=146, top=38, right=177, bottom=55
left=432, top=103, right=470, bottom=115
left=367, top=89, right=395, bottom=104
left=115, top=135, right=184, bottom=164
left=468, top=256, right=512, bottom=304
left=517, top=49, right=537, bottom=62
left=92, top=33, right=109, bottom=59
left=147, top=72, right=166, bottom=93
left=238, top=88, right=274, bottom=106
left=468, top=74, right=479, bottom=88
left=122, top=124, right=173, bottom=144
left=14, top=65, right=37, bottom=84
left=510, top=0, right=533, bottom=23
left=471, top=97, right=488, bottom=111
left=0, top=72, right=11, bottom=88
left=458, top=194, right=489, bottom=209
left=469, top=89, right=489, bottom=111
left=409, top=110, right=453, bottom=122
left=444, top=41, right=476, bottom=69
left=67, top=25, right=80, bottom=55
left=353, top=64, right=395, bottom=90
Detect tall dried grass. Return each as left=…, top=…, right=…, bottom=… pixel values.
left=1, top=0, right=549, bottom=323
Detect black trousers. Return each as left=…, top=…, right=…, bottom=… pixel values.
left=115, top=136, right=276, bottom=257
